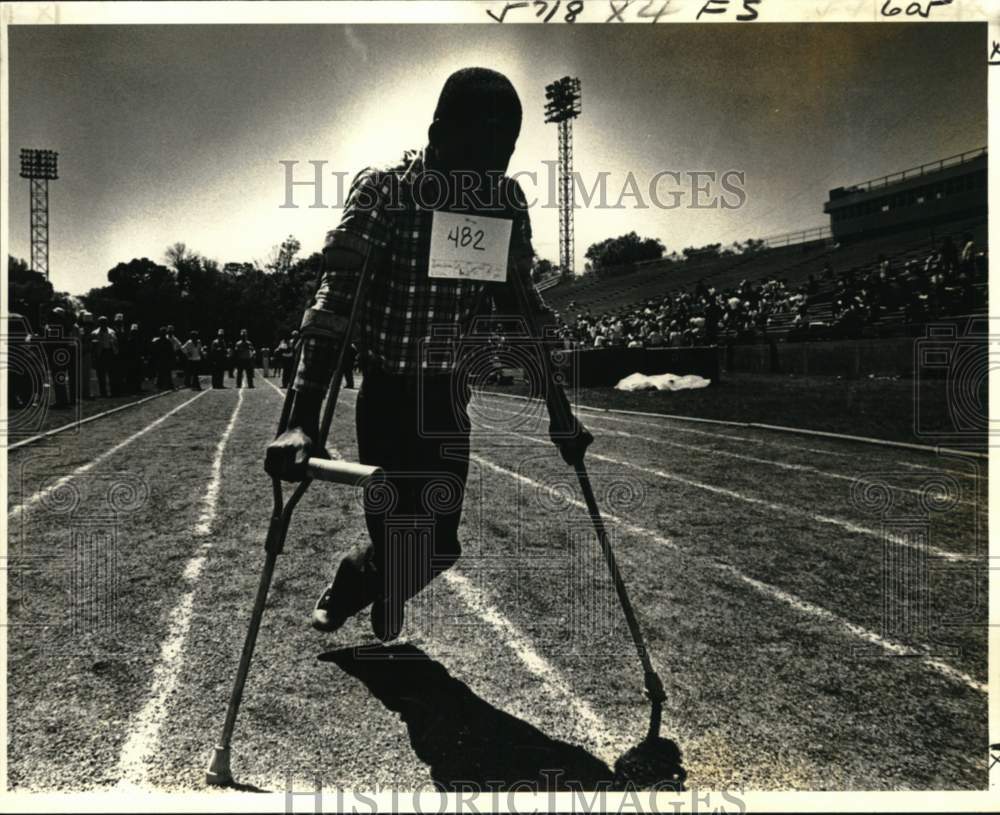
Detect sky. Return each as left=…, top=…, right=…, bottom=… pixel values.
left=7, top=23, right=987, bottom=296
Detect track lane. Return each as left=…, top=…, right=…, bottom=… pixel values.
left=11, top=381, right=985, bottom=791
left=7, top=389, right=246, bottom=791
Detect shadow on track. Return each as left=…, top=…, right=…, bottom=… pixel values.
left=320, top=643, right=616, bottom=791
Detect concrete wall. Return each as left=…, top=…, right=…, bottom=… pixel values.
left=724, top=338, right=922, bottom=378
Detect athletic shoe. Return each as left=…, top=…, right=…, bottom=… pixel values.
left=311, top=584, right=349, bottom=633
left=311, top=546, right=380, bottom=633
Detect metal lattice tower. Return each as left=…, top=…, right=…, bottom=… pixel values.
left=557, top=120, right=574, bottom=279
left=19, top=149, right=59, bottom=280
left=545, top=77, right=581, bottom=278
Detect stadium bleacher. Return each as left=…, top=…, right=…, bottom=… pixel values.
left=541, top=214, right=987, bottom=346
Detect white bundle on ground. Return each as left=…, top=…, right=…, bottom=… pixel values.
left=614, top=372, right=712, bottom=392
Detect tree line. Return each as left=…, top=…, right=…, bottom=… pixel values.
left=8, top=235, right=322, bottom=348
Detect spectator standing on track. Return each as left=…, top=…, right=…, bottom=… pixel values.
left=8, top=314, right=33, bottom=411
left=91, top=316, right=118, bottom=398
left=181, top=331, right=204, bottom=390
left=273, top=339, right=290, bottom=386
left=261, top=346, right=271, bottom=379
left=151, top=326, right=176, bottom=391
left=125, top=322, right=144, bottom=394
left=43, top=307, right=73, bottom=410
left=210, top=330, right=228, bottom=389
left=265, top=67, right=592, bottom=643
left=234, top=329, right=255, bottom=389
left=166, top=324, right=183, bottom=381
left=111, top=313, right=128, bottom=397
left=226, top=343, right=235, bottom=380
left=279, top=332, right=299, bottom=389
left=77, top=311, right=95, bottom=400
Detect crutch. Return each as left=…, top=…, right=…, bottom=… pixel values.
left=206, top=249, right=380, bottom=787
left=507, top=269, right=667, bottom=744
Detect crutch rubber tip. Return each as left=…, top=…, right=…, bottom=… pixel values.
left=205, top=746, right=233, bottom=787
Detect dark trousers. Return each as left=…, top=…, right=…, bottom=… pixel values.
left=236, top=362, right=254, bottom=388
left=110, top=355, right=125, bottom=397
left=46, top=343, right=72, bottom=407
left=281, top=361, right=294, bottom=389
left=329, top=370, right=471, bottom=619
left=156, top=364, right=174, bottom=390
left=185, top=360, right=202, bottom=389
left=212, top=365, right=225, bottom=388
left=94, top=351, right=113, bottom=397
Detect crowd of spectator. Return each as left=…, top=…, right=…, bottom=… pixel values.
left=8, top=234, right=987, bottom=410
left=6, top=307, right=331, bottom=412
left=555, top=232, right=986, bottom=349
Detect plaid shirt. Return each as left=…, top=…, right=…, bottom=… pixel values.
left=293, top=149, right=551, bottom=394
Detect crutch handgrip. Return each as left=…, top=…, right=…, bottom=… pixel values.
left=306, top=458, right=383, bottom=487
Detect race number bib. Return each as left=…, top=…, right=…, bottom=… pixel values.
left=428, top=211, right=512, bottom=282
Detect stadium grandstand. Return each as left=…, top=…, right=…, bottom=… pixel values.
left=539, top=149, right=987, bottom=354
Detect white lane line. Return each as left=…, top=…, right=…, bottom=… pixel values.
left=471, top=391, right=853, bottom=458
left=478, top=403, right=980, bottom=509
left=467, top=452, right=986, bottom=696
left=8, top=390, right=208, bottom=522
left=266, top=384, right=639, bottom=767
left=115, top=389, right=244, bottom=788
left=478, top=422, right=968, bottom=563
left=722, top=566, right=988, bottom=695
left=476, top=390, right=988, bottom=460
left=264, top=383, right=640, bottom=770
left=438, top=569, right=625, bottom=768
left=7, top=389, right=174, bottom=451
left=262, top=377, right=287, bottom=400
left=194, top=389, right=245, bottom=537
left=899, top=460, right=986, bottom=480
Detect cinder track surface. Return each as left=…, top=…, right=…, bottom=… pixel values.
left=6, top=380, right=988, bottom=791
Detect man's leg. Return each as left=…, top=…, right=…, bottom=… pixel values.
left=81, top=354, right=92, bottom=399
left=369, top=374, right=471, bottom=640
left=312, top=371, right=406, bottom=632
left=95, top=356, right=108, bottom=397
left=246, top=363, right=255, bottom=388
left=236, top=365, right=244, bottom=388
left=390, top=377, right=470, bottom=600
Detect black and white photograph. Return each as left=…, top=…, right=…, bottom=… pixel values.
left=1, top=1, right=994, bottom=809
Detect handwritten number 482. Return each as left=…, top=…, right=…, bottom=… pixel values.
left=448, top=226, right=486, bottom=251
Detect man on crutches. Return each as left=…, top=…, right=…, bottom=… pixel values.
left=264, top=67, right=593, bottom=642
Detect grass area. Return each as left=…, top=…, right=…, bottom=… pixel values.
left=9, top=386, right=172, bottom=441
left=484, top=372, right=985, bottom=451
left=6, top=383, right=988, bottom=791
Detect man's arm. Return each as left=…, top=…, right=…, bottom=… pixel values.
left=287, top=239, right=365, bottom=439
left=269, top=169, right=389, bottom=482
left=492, top=179, right=591, bottom=465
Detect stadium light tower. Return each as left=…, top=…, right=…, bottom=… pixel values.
left=544, top=76, right=581, bottom=278
left=19, top=148, right=59, bottom=280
